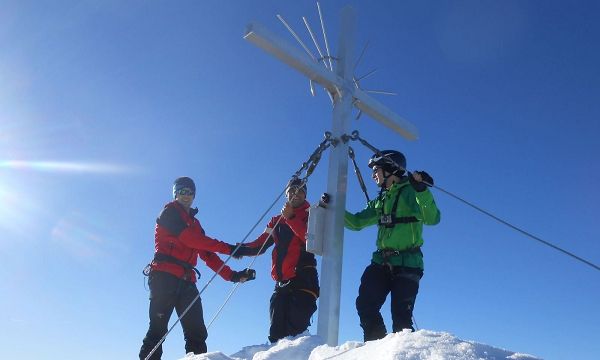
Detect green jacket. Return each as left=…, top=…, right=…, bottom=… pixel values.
left=345, top=178, right=441, bottom=269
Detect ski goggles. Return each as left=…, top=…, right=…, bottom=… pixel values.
left=176, top=188, right=195, bottom=196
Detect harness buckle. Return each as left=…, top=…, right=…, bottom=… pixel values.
left=276, top=280, right=291, bottom=288
left=142, top=263, right=152, bottom=276
left=379, top=214, right=393, bottom=227
left=379, top=249, right=401, bottom=259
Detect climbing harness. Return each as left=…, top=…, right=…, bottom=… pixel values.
left=376, top=184, right=417, bottom=228
left=143, top=253, right=202, bottom=280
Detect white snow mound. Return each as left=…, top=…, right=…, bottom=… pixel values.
left=181, top=329, right=541, bottom=360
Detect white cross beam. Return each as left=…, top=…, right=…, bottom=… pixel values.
left=244, top=5, right=418, bottom=346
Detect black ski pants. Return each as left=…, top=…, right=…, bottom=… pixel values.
left=268, top=267, right=319, bottom=343
left=139, top=271, right=208, bottom=360
left=355, top=262, right=423, bottom=342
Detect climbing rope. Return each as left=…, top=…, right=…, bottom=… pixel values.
left=430, top=183, right=600, bottom=272
left=143, top=186, right=287, bottom=360
left=146, top=134, right=334, bottom=359
left=206, top=133, right=333, bottom=330
left=207, top=212, right=287, bottom=330
left=346, top=130, right=600, bottom=273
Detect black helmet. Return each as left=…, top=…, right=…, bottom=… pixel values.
left=286, top=177, right=307, bottom=193
left=368, top=150, right=406, bottom=176
left=173, top=176, right=196, bottom=198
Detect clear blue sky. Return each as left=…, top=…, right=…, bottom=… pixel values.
left=1, top=1, right=599, bottom=359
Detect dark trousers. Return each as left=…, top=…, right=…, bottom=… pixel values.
left=139, top=271, right=208, bottom=360
left=355, top=262, right=423, bottom=342
left=268, top=268, right=319, bottom=343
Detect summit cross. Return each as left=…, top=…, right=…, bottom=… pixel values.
left=244, top=5, right=419, bottom=346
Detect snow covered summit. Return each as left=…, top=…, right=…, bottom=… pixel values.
left=181, top=330, right=541, bottom=360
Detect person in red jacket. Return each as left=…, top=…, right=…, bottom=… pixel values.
left=233, top=178, right=319, bottom=343
left=139, top=177, right=255, bottom=360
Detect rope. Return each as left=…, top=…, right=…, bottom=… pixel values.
left=206, top=179, right=318, bottom=330
left=207, top=212, right=287, bottom=330
left=431, top=183, right=600, bottom=272
left=344, top=130, right=599, bottom=273
left=143, top=188, right=287, bottom=360
left=206, top=282, right=241, bottom=330
left=206, top=147, right=328, bottom=330
left=342, top=130, right=600, bottom=271
left=145, top=136, right=335, bottom=358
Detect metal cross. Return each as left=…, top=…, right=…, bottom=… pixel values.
left=244, top=5, right=418, bottom=346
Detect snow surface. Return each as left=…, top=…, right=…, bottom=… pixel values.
left=180, top=330, right=541, bottom=360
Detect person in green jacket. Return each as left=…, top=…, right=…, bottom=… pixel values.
left=345, top=150, right=440, bottom=341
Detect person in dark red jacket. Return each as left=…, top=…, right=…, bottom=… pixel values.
left=139, top=177, right=255, bottom=360
left=233, top=178, right=319, bottom=343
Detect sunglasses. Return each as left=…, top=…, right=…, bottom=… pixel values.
left=176, top=188, right=195, bottom=196
left=287, top=185, right=305, bottom=194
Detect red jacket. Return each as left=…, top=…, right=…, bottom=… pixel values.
left=244, top=201, right=316, bottom=281
left=151, top=201, right=233, bottom=283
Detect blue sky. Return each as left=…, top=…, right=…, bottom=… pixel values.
left=1, top=1, right=599, bottom=359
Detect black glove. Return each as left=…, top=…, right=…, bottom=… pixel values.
left=229, top=244, right=242, bottom=259
left=231, top=268, right=256, bottom=283
left=230, top=244, right=255, bottom=259
left=409, top=171, right=434, bottom=192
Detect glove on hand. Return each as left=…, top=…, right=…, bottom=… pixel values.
left=229, top=244, right=242, bottom=259
left=230, top=244, right=255, bottom=259
left=409, top=171, right=434, bottom=192
left=231, top=268, right=256, bottom=283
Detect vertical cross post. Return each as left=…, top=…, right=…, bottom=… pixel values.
left=317, top=6, right=355, bottom=346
